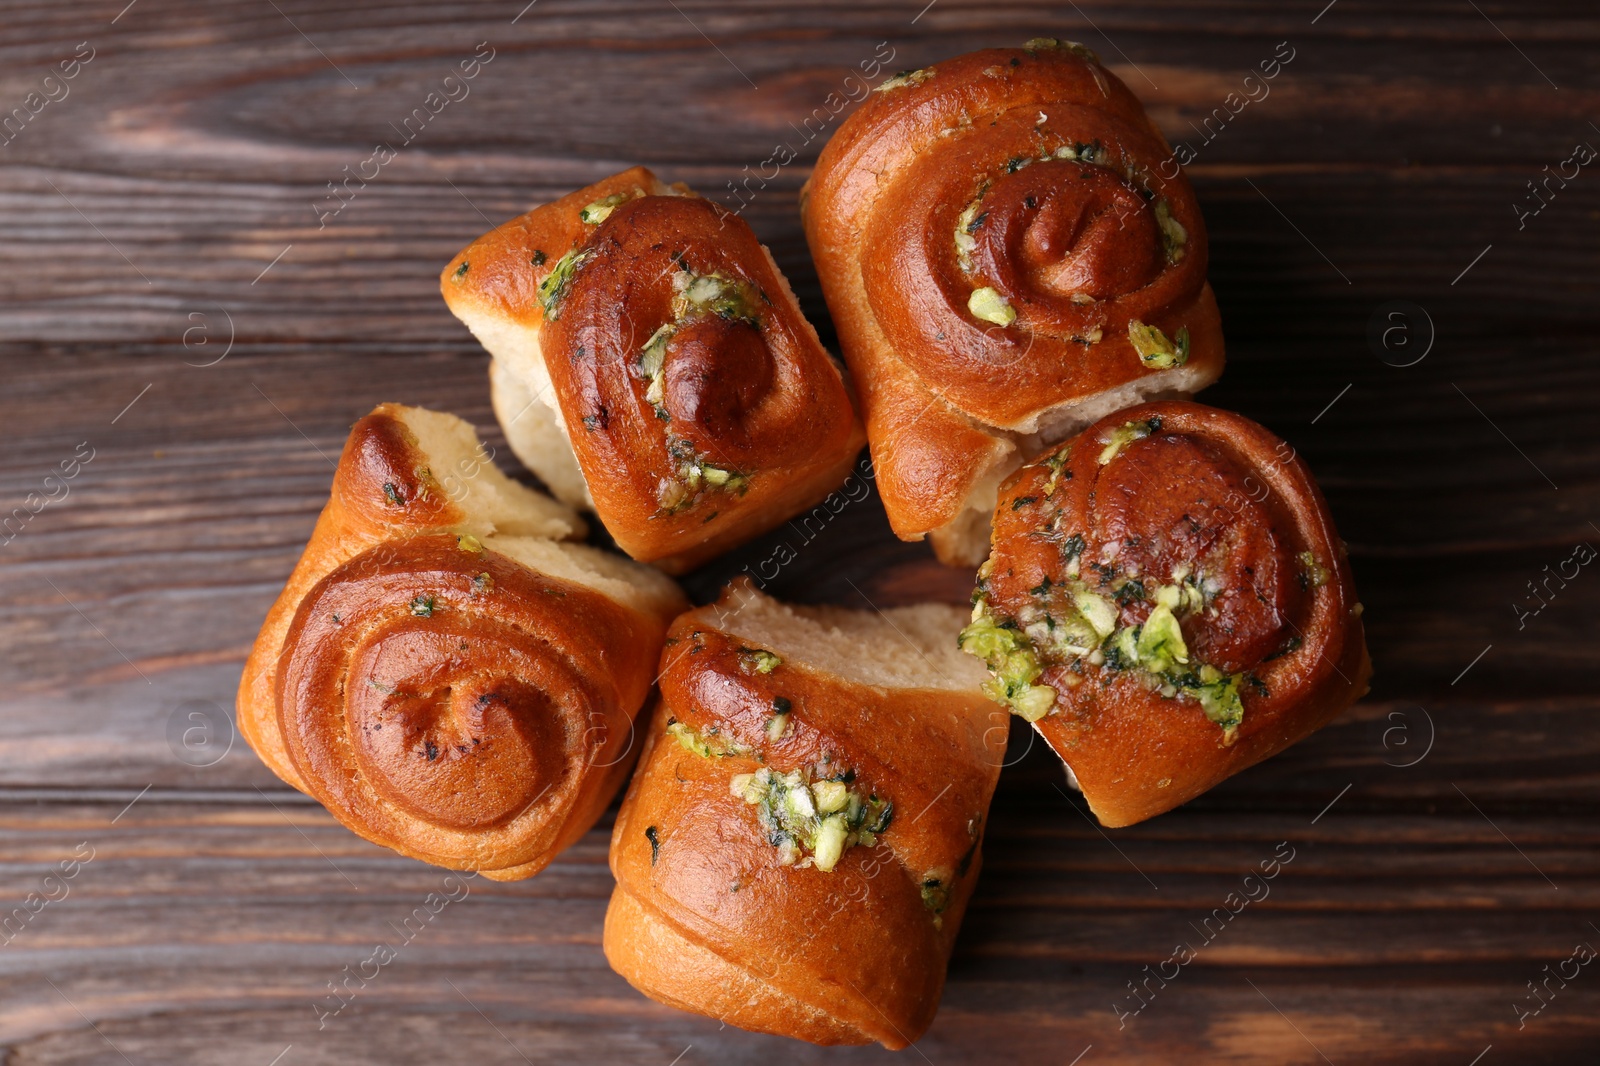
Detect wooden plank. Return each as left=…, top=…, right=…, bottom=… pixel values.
left=2, top=341, right=1595, bottom=794
left=1, top=0, right=1597, bottom=1060
left=0, top=796, right=1594, bottom=1062
left=0, top=2, right=1596, bottom=344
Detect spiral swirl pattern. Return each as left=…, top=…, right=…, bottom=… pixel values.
left=861, top=88, right=1211, bottom=427
left=804, top=42, right=1226, bottom=560
left=276, top=534, right=657, bottom=876
left=546, top=195, right=860, bottom=550
left=443, top=169, right=864, bottom=573
left=969, top=402, right=1369, bottom=827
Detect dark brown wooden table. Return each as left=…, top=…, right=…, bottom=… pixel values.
left=3, top=1, right=1597, bottom=1062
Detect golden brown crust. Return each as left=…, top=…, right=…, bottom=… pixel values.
left=973, top=401, right=1370, bottom=827
left=603, top=879, right=868, bottom=1046
left=442, top=167, right=865, bottom=573
left=442, top=169, right=657, bottom=333
left=237, top=404, right=685, bottom=879
left=851, top=328, right=1018, bottom=551
left=803, top=43, right=1225, bottom=559
left=604, top=585, right=1003, bottom=1048
left=237, top=409, right=480, bottom=791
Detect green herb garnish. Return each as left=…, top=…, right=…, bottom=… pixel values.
left=580, top=192, right=632, bottom=225
left=1098, top=417, right=1162, bottom=464
left=873, top=67, right=934, bottom=92
left=536, top=247, right=594, bottom=321
left=968, top=286, right=1016, bottom=327
left=1128, top=320, right=1188, bottom=369
left=730, top=768, right=890, bottom=871
left=739, top=647, right=782, bottom=674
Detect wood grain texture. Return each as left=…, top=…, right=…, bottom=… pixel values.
left=1, top=0, right=1597, bottom=1061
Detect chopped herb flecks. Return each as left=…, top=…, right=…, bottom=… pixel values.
left=964, top=555, right=1248, bottom=740
left=730, top=767, right=890, bottom=872
left=738, top=647, right=782, bottom=674
left=1154, top=199, right=1188, bottom=263
left=968, top=286, right=1016, bottom=327
left=1098, top=417, right=1163, bottom=464
left=580, top=190, right=637, bottom=225
left=874, top=67, right=935, bottom=92
left=666, top=718, right=750, bottom=759
left=536, top=247, right=594, bottom=321
left=1128, top=320, right=1189, bottom=370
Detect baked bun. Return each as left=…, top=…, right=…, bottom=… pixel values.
left=441, top=167, right=866, bottom=573
left=604, top=579, right=1004, bottom=1048
left=961, top=401, right=1369, bottom=827
left=803, top=40, right=1225, bottom=565
left=238, top=403, right=687, bottom=880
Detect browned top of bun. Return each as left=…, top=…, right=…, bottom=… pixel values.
left=276, top=531, right=660, bottom=872
left=607, top=582, right=1002, bottom=1047
left=443, top=168, right=865, bottom=572
left=441, top=170, right=651, bottom=330
left=238, top=404, right=685, bottom=879
left=803, top=42, right=1224, bottom=541
left=971, top=401, right=1369, bottom=826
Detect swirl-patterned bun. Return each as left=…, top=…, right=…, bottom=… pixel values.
left=962, top=401, right=1369, bottom=827
left=238, top=404, right=687, bottom=880
left=441, top=167, right=865, bottom=574
left=804, top=40, right=1225, bottom=566
left=604, top=579, right=1003, bottom=1048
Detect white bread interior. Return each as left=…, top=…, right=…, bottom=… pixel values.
left=394, top=406, right=682, bottom=621
left=485, top=327, right=594, bottom=510
left=705, top=580, right=988, bottom=694
left=396, top=405, right=586, bottom=540
left=486, top=534, right=685, bottom=626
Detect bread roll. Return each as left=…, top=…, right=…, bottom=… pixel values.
left=803, top=40, right=1224, bottom=565
left=441, top=167, right=865, bottom=573
left=962, top=401, right=1369, bottom=827
left=238, top=403, right=686, bottom=880
left=604, top=580, right=1004, bottom=1047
